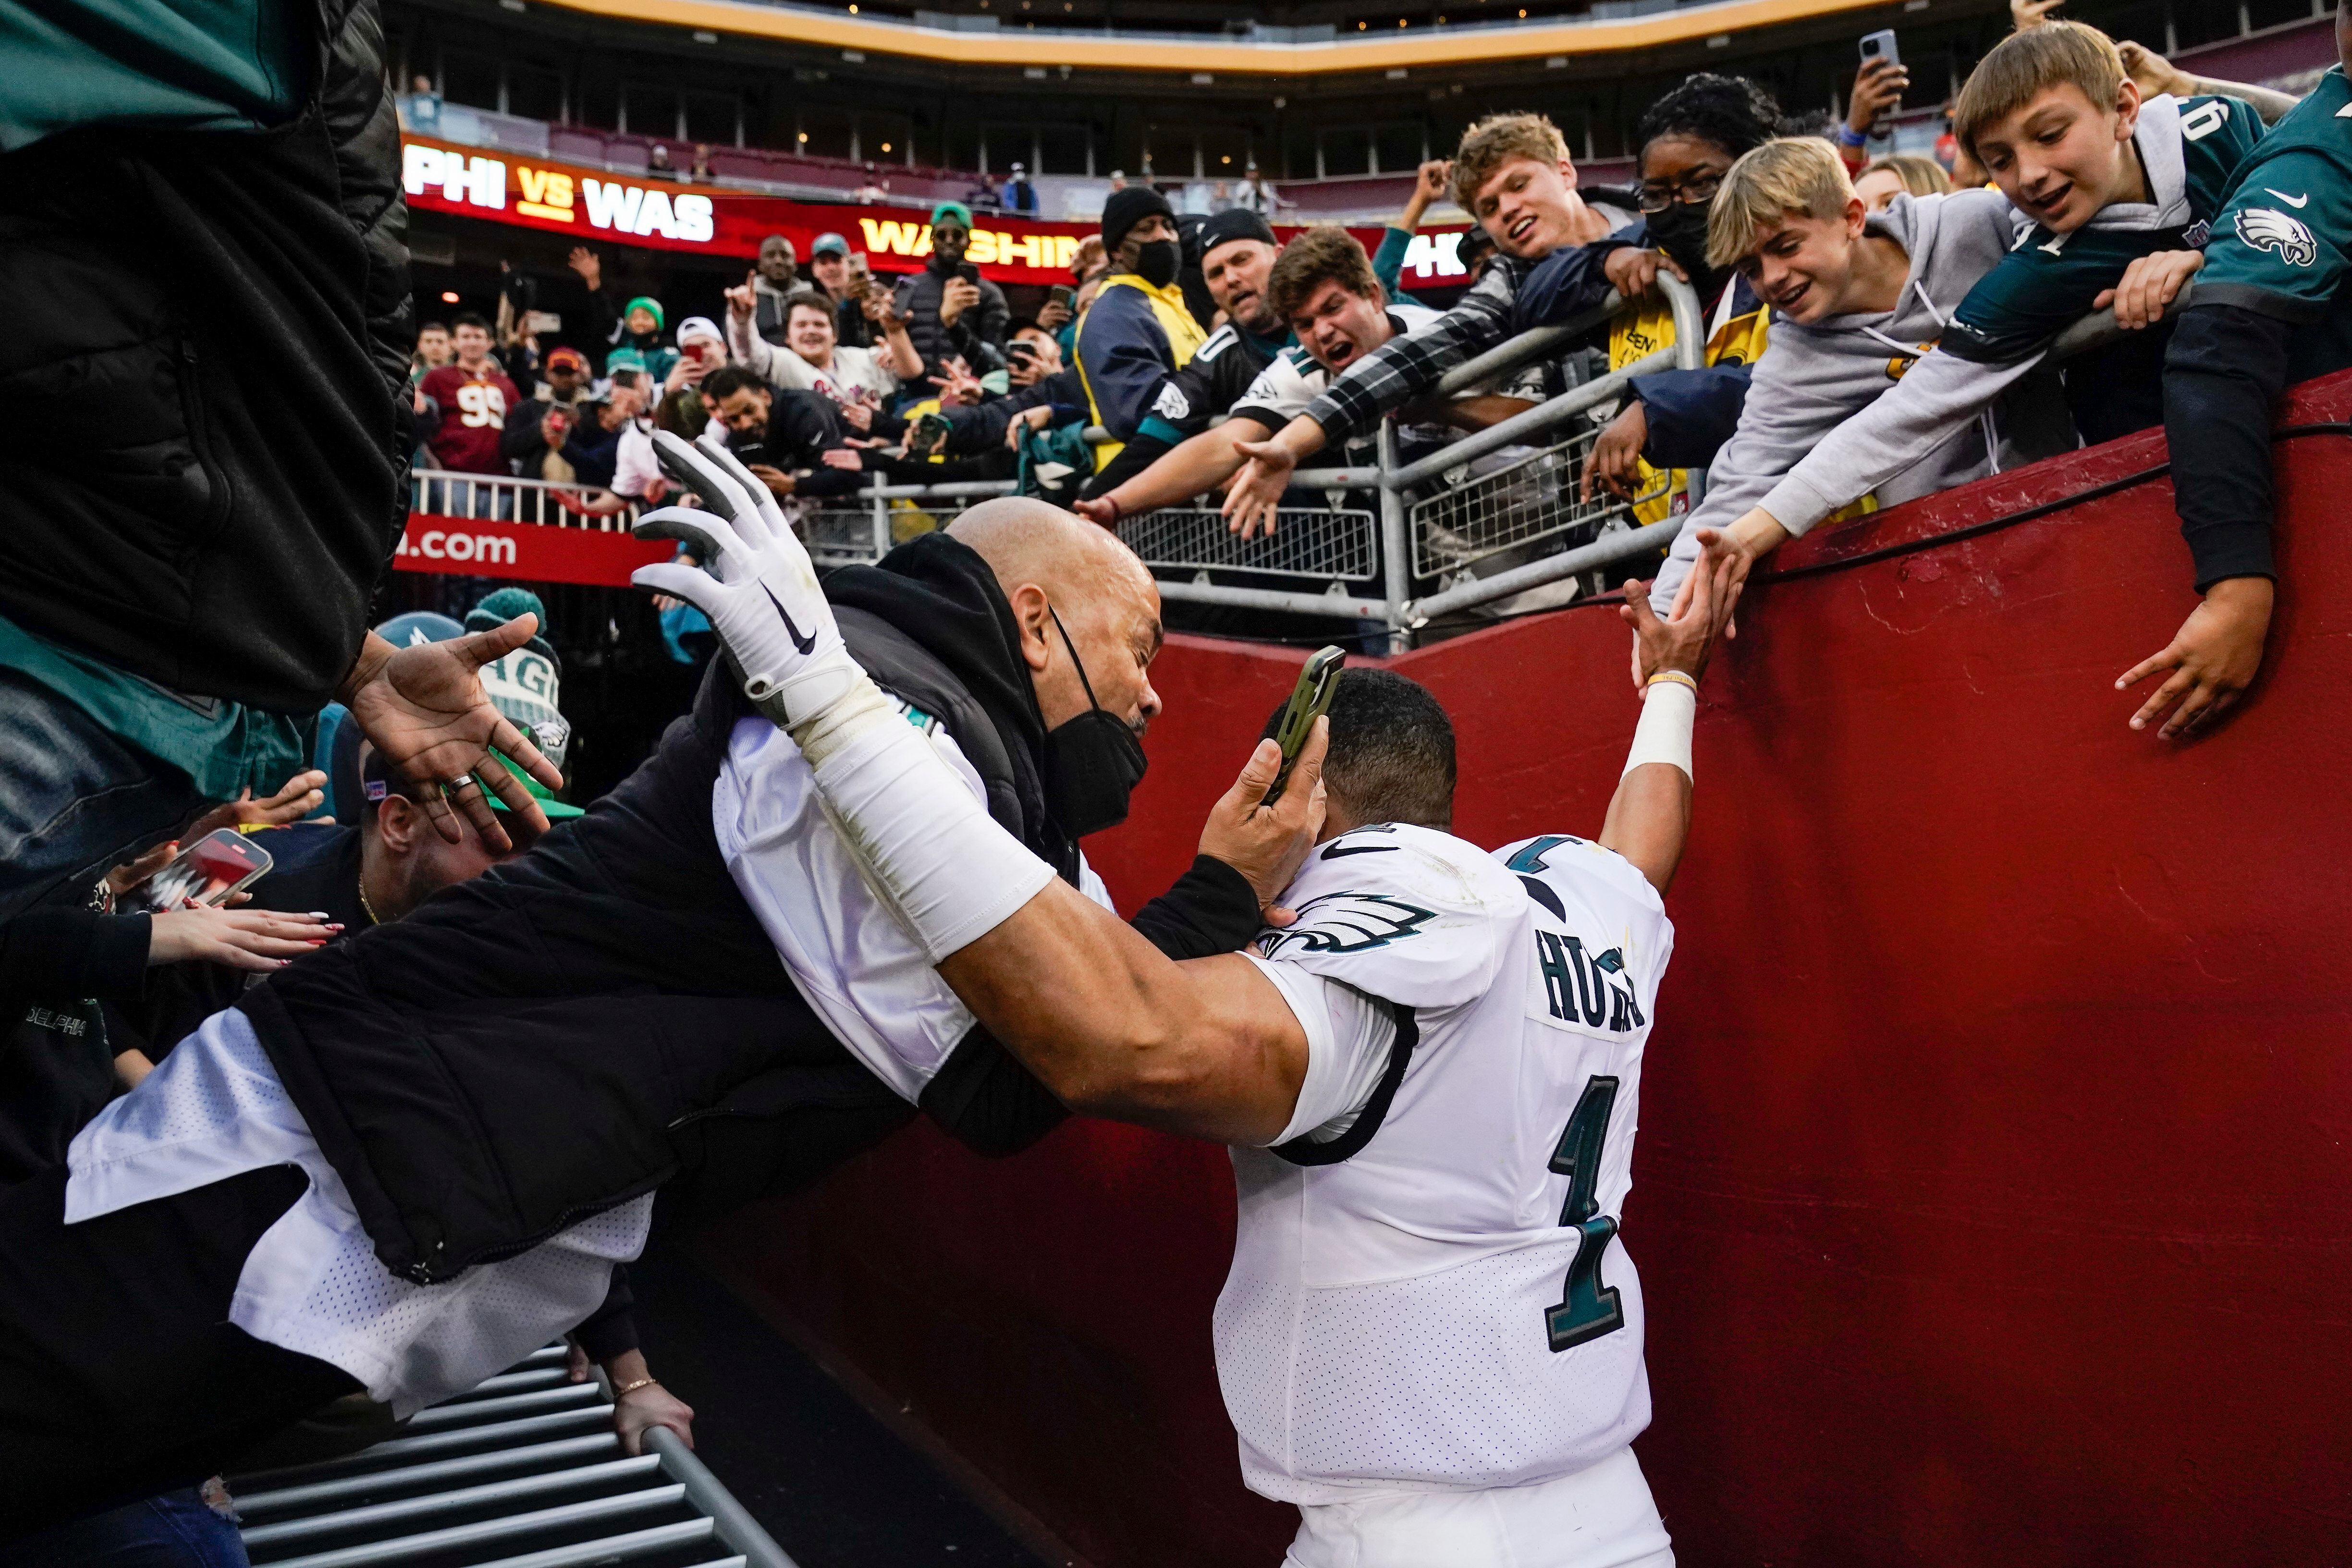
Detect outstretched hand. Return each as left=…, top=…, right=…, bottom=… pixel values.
left=147, top=905, right=338, bottom=972
left=184, top=769, right=331, bottom=842
left=1623, top=529, right=1743, bottom=686
left=1197, top=720, right=1328, bottom=925
left=632, top=430, right=859, bottom=734
left=341, top=626, right=564, bottom=854
left=1222, top=440, right=1295, bottom=539
left=2115, top=576, right=2272, bottom=739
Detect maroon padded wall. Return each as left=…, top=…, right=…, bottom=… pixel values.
left=707, top=374, right=2352, bottom=1567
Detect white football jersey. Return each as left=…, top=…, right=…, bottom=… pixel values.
left=1215, top=823, right=1673, bottom=1506
left=713, top=711, right=1114, bottom=1103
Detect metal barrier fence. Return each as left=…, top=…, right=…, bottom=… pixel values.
left=411, top=471, right=648, bottom=530
left=229, top=1345, right=797, bottom=1568
left=413, top=272, right=2183, bottom=650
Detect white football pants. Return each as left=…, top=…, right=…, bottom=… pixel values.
left=1281, top=1446, right=1673, bottom=1568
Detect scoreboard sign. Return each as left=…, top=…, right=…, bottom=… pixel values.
left=400, top=134, right=1478, bottom=291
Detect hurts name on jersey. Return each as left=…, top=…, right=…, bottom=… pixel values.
left=1534, top=931, right=1647, bottom=1036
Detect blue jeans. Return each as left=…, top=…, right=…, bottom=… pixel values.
left=0, top=664, right=206, bottom=923
left=14, top=1485, right=249, bottom=1567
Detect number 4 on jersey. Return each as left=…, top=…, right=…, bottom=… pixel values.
left=1545, top=1075, right=1626, bottom=1353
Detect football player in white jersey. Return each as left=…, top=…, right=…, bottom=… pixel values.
left=643, top=488, right=1740, bottom=1567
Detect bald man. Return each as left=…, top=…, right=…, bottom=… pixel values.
left=0, top=433, right=1314, bottom=1532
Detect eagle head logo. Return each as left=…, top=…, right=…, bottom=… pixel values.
left=2236, top=208, right=2317, bottom=268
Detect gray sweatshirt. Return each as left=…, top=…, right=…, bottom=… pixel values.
left=1650, top=186, right=2033, bottom=610
left=1748, top=95, right=2221, bottom=553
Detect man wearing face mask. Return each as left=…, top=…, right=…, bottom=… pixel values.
left=1081, top=208, right=1292, bottom=500
left=0, top=433, right=1321, bottom=1529
left=1509, top=74, right=1800, bottom=517
left=1075, top=185, right=1211, bottom=475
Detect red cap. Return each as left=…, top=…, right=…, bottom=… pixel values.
left=546, top=346, right=588, bottom=371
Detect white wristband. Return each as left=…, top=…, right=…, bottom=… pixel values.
left=806, top=709, right=1057, bottom=963
left=1622, top=679, right=1695, bottom=781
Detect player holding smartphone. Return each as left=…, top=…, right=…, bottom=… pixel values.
left=644, top=449, right=1751, bottom=1568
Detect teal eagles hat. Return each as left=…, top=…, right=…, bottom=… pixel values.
left=360, top=745, right=585, bottom=821
left=931, top=200, right=973, bottom=231
left=811, top=232, right=851, bottom=257
left=467, top=588, right=570, bottom=775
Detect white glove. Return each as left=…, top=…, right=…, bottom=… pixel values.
left=632, top=430, right=870, bottom=744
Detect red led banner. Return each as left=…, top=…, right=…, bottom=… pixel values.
left=393, top=513, right=674, bottom=588
left=401, top=135, right=1480, bottom=290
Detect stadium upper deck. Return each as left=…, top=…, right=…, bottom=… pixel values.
left=388, top=0, right=2327, bottom=190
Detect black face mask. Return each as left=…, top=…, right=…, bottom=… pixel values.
left=1040, top=606, right=1149, bottom=838
left=1645, top=200, right=1723, bottom=294
left=1133, top=238, right=1182, bottom=290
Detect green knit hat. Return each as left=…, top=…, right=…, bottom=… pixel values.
left=623, top=295, right=665, bottom=331
left=930, top=201, right=973, bottom=231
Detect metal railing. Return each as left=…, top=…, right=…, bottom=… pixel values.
left=411, top=470, right=647, bottom=530
left=409, top=270, right=2170, bottom=649
left=229, top=1344, right=797, bottom=1568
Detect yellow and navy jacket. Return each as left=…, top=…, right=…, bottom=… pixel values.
left=1072, top=273, right=1210, bottom=471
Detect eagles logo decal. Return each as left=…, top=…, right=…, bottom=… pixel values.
left=1259, top=891, right=1439, bottom=956
left=2237, top=208, right=2318, bottom=268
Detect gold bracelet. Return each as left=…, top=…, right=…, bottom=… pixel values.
left=612, top=1375, right=661, bottom=1398
left=1646, top=669, right=1698, bottom=694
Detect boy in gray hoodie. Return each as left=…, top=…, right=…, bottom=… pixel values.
left=1654, top=23, right=2265, bottom=617
left=1646, top=137, right=2053, bottom=612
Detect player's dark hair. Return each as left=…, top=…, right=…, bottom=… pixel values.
left=451, top=310, right=493, bottom=334
left=701, top=365, right=766, bottom=401
left=1261, top=668, right=1455, bottom=831
left=1634, top=73, right=1793, bottom=165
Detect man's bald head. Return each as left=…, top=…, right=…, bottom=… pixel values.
left=948, top=498, right=1155, bottom=615
left=947, top=499, right=1164, bottom=732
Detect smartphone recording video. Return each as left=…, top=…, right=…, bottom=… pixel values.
left=121, top=829, right=276, bottom=915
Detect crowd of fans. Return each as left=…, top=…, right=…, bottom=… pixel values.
left=3, top=0, right=2346, bottom=1554
left=407, top=0, right=2337, bottom=725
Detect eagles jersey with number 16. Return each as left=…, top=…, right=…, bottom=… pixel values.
left=1217, top=821, right=1672, bottom=1505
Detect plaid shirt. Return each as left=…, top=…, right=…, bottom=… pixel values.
left=1301, top=256, right=1532, bottom=443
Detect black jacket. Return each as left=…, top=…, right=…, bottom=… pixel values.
left=241, top=536, right=1260, bottom=1282
left=110, top=824, right=366, bottom=1068
left=893, top=258, right=1010, bottom=374
left=0, top=906, right=149, bottom=1187
left=0, top=0, right=411, bottom=715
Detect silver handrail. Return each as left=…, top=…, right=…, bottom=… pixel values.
left=404, top=269, right=2177, bottom=644
left=230, top=1345, right=799, bottom=1568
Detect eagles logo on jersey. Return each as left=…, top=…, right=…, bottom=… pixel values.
left=2237, top=207, right=2319, bottom=267
left=1258, top=890, right=1440, bottom=957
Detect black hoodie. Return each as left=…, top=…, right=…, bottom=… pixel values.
left=242, top=536, right=1257, bottom=1282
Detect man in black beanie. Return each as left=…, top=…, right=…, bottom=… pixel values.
left=1072, top=185, right=1207, bottom=478
left=1083, top=207, right=1290, bottom=499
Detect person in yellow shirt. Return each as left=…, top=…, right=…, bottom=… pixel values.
left=1512, top=74, right=1804, bottom=522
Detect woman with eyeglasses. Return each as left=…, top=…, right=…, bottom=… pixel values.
left=1513, top=74, right=1801, bottom=520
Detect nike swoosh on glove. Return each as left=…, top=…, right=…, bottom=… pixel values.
left=631, top=429, right=868, bottom=738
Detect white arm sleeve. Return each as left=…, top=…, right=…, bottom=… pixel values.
left=1247, top=956, right=1400, bottom=1148
left=715, top=714, right=1048, bottom=1101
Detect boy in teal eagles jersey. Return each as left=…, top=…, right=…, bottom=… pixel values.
left=1939, top=22, right=2263, bottom=443
left=2121, top=4, right=2352, bottom=741
left=1649, top=20, right=2266, bottom=606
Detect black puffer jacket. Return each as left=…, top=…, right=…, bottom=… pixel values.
left=0, top=0, right=412, bottom=714
left=243, top=537, right=1261, bottom=1282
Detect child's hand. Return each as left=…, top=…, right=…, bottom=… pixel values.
left=2095, top=249, right=2203, bottom=331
